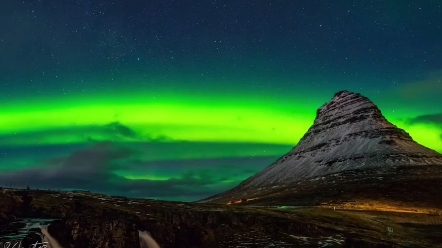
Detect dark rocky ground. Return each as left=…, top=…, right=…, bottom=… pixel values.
left=206, top=164, right=442, bottom=248
left=1, top=171, right=442, bottom=248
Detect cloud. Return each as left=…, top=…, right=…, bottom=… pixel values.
left=0, top=142, right=135, bottom=186
left=0, top=121, right=173, bottom=146
left=396, top=71, right=442, bottom=101
left=147, top=134, right=173, bottom=142
left=408, top=113, right=442, bottom=127
left=103, top=122, right=139, bottom=138
left=0, top=142, right=278, bottom=201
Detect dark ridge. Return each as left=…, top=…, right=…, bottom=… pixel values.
left=323, top=153, right=441, bottom=167
left=346, top=127, right=413, bottom=140
left=333, top=90, right=352, bottom=98
left=379, top=140, right=397, bottom=145
left=299, top=142, right=328, bottom=153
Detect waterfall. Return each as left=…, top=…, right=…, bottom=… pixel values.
left=138, top=231, right=161, bottom=248
left=39, top=225, right=63, bottom=248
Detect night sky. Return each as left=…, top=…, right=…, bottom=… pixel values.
left=1, top=0, right=441, bottom=202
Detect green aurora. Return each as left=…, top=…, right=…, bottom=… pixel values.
left=1, top=80, right=441, bottom=152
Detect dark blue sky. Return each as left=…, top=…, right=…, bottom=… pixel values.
left=1, top=1, right=441, bottom=89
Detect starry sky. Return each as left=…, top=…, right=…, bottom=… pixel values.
left=0, top=0, right=441, bottom=202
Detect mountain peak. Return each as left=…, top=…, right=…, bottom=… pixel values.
left=316, top=90, right=381, bottom=125
left=333, top=89, right=354, bottom=98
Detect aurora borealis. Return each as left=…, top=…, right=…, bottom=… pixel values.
left=1, top=1, right=441, bottom=201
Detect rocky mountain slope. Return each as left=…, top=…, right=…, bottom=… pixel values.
left=203, top=90, right=442, bottom=206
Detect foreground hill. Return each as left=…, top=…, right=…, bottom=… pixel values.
left=0, top=188, right=441, bottom=247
